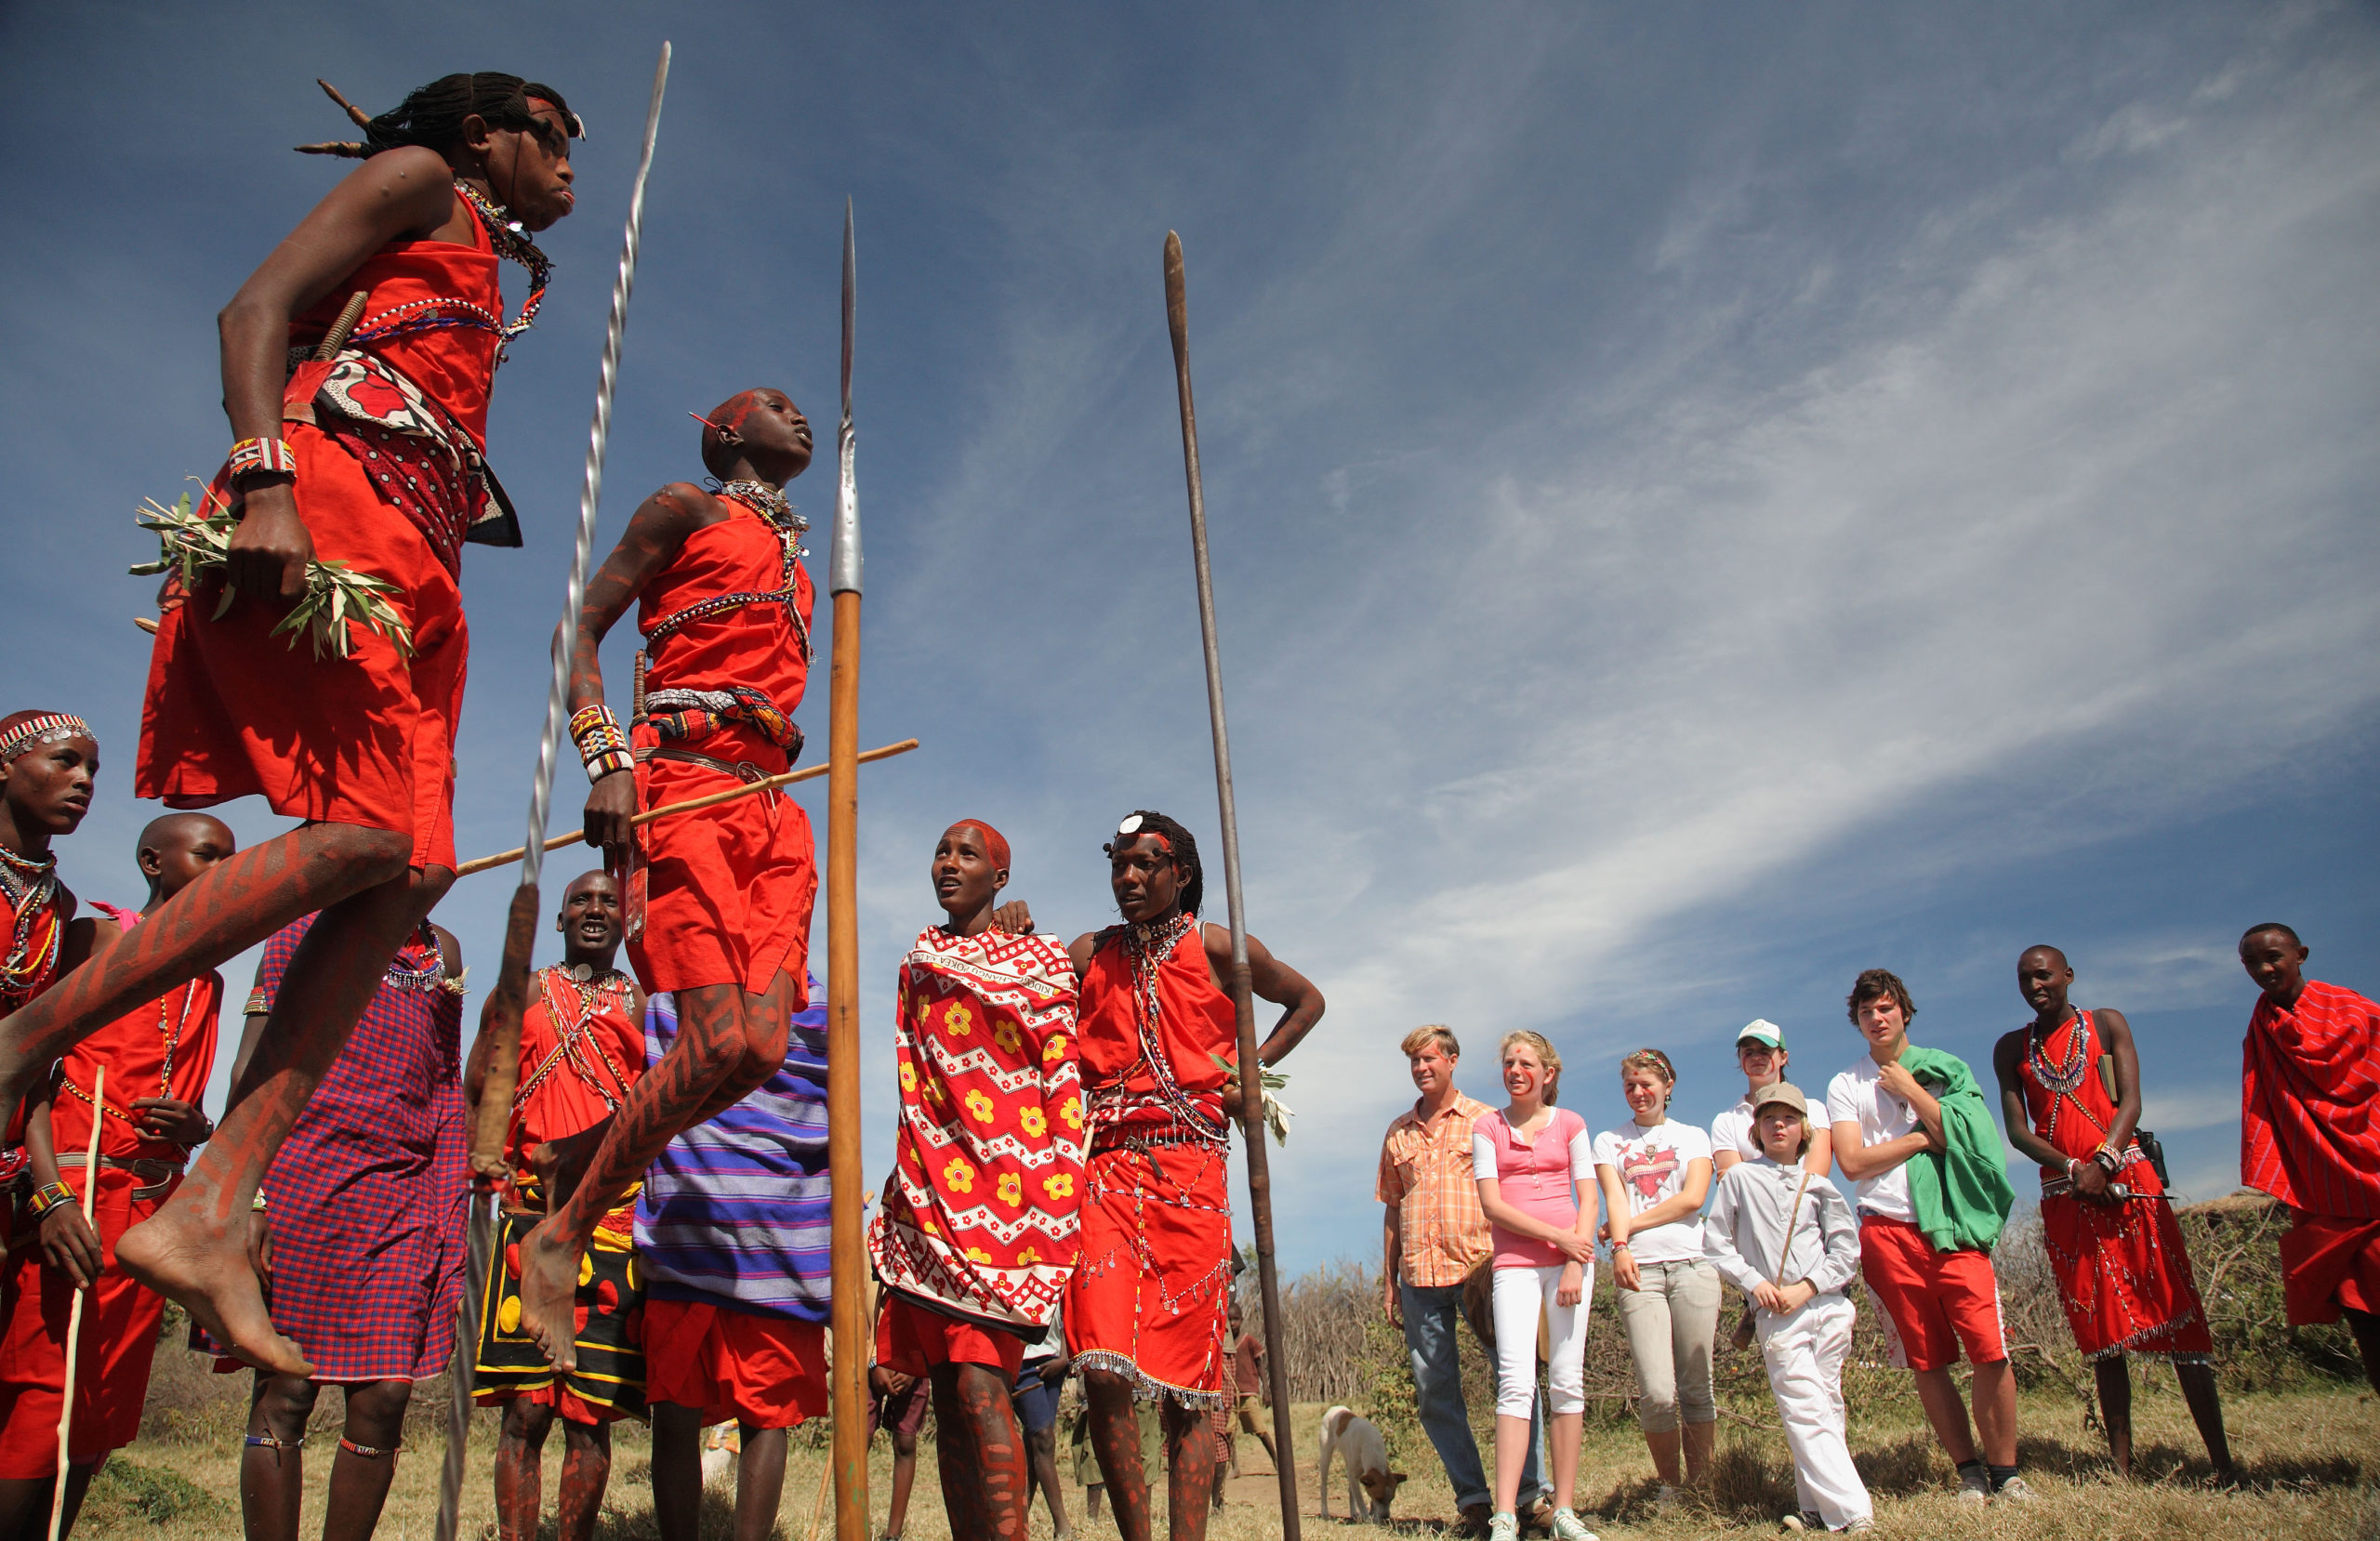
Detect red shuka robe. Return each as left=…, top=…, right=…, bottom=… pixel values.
left=628, top=504, right=816, bottom=994
left=0, top=904, right=220, bottom=1476
left=137, top=195, right=517, bottom=872
left=2241, top=980, right=2380, bottom=1324
left=868, top=928, right=1084, bottom=1336
left=2016, top=1009, right=2211, bottom=1358
left=1064, top=916, right=1239, bottom=1408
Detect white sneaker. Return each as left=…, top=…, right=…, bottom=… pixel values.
left=1778, top=1513, right=1817, bottom=1533
left=1489, top=1513, right=1520, bottom=1541
left=1550, top=1508, right=1598, bottom=1541
left=1993, top=1474, right=2037, bottom=1503
left=1956, top=1466, right=1991, bottom=1505
left=1654, top=1484, right=1683, bottom=1515
left=1841, top=1520, right=1874, bottom=1534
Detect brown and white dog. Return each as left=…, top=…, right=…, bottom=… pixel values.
left=1317, top=1405, right=1408, bottom=1522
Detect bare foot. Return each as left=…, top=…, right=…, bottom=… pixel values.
left=515, top=1214, right=582, bottom=1374
left=119, top=1205, right=311, bottom=1376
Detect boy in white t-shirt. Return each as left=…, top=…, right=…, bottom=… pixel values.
left=1826, top=968, right=2027, bottom=1506
left=1592, top=1048, right=1717, bottom=1510
left=1711, top=1021, right=1832, bottom=1177
left=1703, top=1083, right=1869, bottom=1534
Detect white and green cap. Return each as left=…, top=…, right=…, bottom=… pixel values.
left=1736, top=1019, right=1785, bottom=1049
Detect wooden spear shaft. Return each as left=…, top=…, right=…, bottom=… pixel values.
left=825, top=196, right=870, bottom=1541
left=1162, top=230, right=1302, bottom=1540
left=46, top=1067, right=103, bottom=1541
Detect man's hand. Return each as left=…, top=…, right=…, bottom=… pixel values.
left=129, top=1097, right=212, bottom=1145
left=1777, top=1279, right=1816, bottom=1312
left=1611, top=1245, right=1642, bottom=1292
left=1875, top=1060, right=1924, bottom=1105
left=1383, top=1275, right=1403, bottom=1328
left=990, top=901, right=1036, bottom=935
left=583, top=769, right=637, bottom=856
left=245, top=1210, right=274, bottom=1281
left=2072, top=1161, right=2117, bottom=1205
left=1752, top=1280, right=1789, bottom=1314
left=1040, top=1355, right=1071, bottom=1384
left=39, top=1205, right=103, bottom=1289
left=222, top=482, right=312, bottom=605
left=1556, top=1261, right=1584, bottom=1308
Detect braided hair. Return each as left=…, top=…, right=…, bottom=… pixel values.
left=1104, top=810, right=1204, bottom=917
left=297, top=73, right=582, bottom=160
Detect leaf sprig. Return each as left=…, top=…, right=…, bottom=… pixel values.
left=130, top=486, right=414, bottom=661
left=1210, top=1051, right=1295, bottom=1146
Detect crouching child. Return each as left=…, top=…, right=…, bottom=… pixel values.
left=1703, top=1084, right=1871, bottom=1534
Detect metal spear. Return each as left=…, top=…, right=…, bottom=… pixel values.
left=1163, top=230, right=1302, bottom=1541
left=435, top=43, right=671, bottom=1541
left=825, top=196, right=871, bottom=1541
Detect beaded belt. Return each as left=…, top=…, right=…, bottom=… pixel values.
left=1091, top=1117, right=1228, bottom=1154
left=54, top=1152, right=187, bottom=1202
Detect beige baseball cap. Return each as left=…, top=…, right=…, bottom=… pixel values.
left=1751, top=1081, right=1808, bottom=1117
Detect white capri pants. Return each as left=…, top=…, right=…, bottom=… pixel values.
left=1489, top=1262, right=1593, bottom=1418
left=1756, top=1291, right=1871, bottom=1530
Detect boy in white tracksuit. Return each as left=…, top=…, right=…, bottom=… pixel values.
left=1703, top=1082, right=1872, bottom=1533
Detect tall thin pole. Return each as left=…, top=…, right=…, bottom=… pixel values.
left=1162, top=230, right=1301, bottom=1541
left=439, top=44, right=671, bottom=1541
left=46, top=1068, right=102, bottom=1541
left=825, top=197, right=870, bottom=1541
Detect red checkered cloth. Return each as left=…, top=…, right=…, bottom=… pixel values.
left=200, top=916, right=468, bottom=1379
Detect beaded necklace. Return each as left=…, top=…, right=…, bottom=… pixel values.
left=2025, top=1008, right=2107, bottom=1143
left=0, top=846, right=62, bottom=1009
left=514, top=965, right=637, bottom=1114
left=452, top=179, right=551, bottom=344
left=60, top=978, right=205, bottom=1131
left=1097, top=913, right=1228, bottom=1146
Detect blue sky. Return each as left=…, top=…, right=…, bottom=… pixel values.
left=2, top=2, right=2373, bottom=1274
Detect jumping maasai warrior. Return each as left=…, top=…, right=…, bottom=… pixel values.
left=465, top=872, right=646, bottom=1541
left=522, top=389, right=818, bottom=1366
left=0, top=807, right=226, bottom=1541
left=868, top=820, right=1085, bottom=1541
left=222, top=917, right=468, bottom=1541
left=0, top=74, right=578, bottom=1376
left=1991, top=945, right=2229, bottom=1480
left=2238, top=923, right=2380, bottom=1394
left=1054, top=810, right=1323, bottom=1541
left=637, top=981, right=833, bottom=1541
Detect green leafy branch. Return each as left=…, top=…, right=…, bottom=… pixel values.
left=130, top=486, right=413, bottom=661
left=1210, top=1051, right=1294, bottom=1146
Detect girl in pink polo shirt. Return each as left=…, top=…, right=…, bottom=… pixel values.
left=1471, top=1032, right=1601, bottom=1541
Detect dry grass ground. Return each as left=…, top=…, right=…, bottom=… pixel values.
left=67, top=1377, right=2380, bottom=1541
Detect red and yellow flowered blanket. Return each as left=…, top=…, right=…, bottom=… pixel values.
left=867, top=928, right=1086, bottom=1330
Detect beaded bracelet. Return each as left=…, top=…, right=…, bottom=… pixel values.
left=227, top=437, right=299, bottom=484
left=25, top=1180, right=75, bottom=1218
left=570, top=705, right=634, bottom=783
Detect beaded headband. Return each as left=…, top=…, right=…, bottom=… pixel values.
left=0, top=715, right=93, bottom=766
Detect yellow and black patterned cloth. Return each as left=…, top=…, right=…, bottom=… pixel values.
left=472, top=1193, right=646, bottom=1422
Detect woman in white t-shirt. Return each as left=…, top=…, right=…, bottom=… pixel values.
left=1471, top=1032, right=1601, bottom=1541
left=1593, top=1048, right=1719, bottom=1509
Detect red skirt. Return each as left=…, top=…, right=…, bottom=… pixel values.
left=0, top=1168, right=179, bottom=1475
left=2040, top=1185, right=2214, bottom=1359
left=136, top=422, right=468, bottom=872
left=628, top=734, right=815, bottom=995
left=2280, top=1215, right=2380, bottom=1326
left=641, top=1298, right=825, bottom=1429
left=1064, top=1132, right=1233, bottom=1408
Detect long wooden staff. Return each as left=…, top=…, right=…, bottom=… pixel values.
left=826, top=196, right=872, bottom=1541
left=434, top=43, right=672, bottom=1541
left=45, top=1067, right=103, bottom=1541
left=451, top=738, right=919, bottom=877
left=1163, top=231, right=1301, bottom=1539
